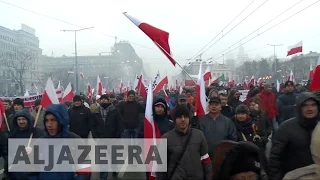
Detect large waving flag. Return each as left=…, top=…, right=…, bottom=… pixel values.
left=41, top=77, right=59, bottom=109
left=310, top=56, right=320, bottom=91
left=195, top=63, right=207, bottom=117
left=153, top=76, right=169, bottom=94
left=62, top=83, right=74, bottom=102
left=123, top=12, right=176, bottom=66
left=287, top=41, right=302, bottom=56
left=144, top=81, right=161, bottom=180
left=203, top=66, right=212, bottom=81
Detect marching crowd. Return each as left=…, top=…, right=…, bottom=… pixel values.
left=0, top=80, right=318, bottom=180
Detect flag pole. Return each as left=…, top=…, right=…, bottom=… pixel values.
left=153, top=41, right=197, bottom=84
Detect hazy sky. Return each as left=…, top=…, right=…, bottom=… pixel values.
left=1, top=0, right=320, bottom=79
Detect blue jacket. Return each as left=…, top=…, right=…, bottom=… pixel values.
left=33, top=104, right=91, bottom=180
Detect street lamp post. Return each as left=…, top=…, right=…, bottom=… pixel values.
left=267, top=44, right=283, bottom=74
left=61, top=26, right=93, bottom=94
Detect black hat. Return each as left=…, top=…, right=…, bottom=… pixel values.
left=100, top=94, right=109, bottom=100
left=127, top=90, right=135, bottom=96
left=209, top=97, right=221, bottom=104
left=73, top=95, right=82, bottom=102
left=285, top=80, right=294, bottom=87
left=13, top=98, right=24, bottom=107
left=173, top=105, right=190, bottom=121
left=178, top=94, right=187, bottom=101
left=235, top=104, right=250, bottom=114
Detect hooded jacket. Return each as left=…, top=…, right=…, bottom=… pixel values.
left=34, top=104, right=91, bottom=180
left=277, top=91, right=296, bottom=123
left=268, top=92, right=320, bottom=180
left=152, top=98, right=174, bottom=136
left=10, top=109, right=45, bottom=138
left=8, top=109, right=45, bottom=180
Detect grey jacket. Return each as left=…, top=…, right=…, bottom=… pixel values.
left=199, top=114, right=237, bottom=159
left=156, top=128, right=212, bottom=180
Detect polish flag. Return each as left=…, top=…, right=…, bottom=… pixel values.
left=96, top=76, right=103, bottom=95
left=288, top=70, right=295, bottom=83
left=56, top=81, right=63, bottom=102
left=310, top=56, right=320, bottom=91
left=243, top=81, right=249, bottom=90
left=153, top=76, right=169, bottom=94
left=228, top=79, right=235, bottom=88
left=287, top=41, right=303, bottom=56
left=137, top=75, right=147, bottom=99
left=195, top=63, right=207, bottom=117
left=310, top=62, right=314, bottom=82
left=41, top=77, right=59, bottom=109
left=257, top=78, right=262, bottom=86
left=144, top=82, right=161, bottom=180
left=62, top=83, right=74, bottom=102
left=0, top=100, right=6, bottom=130
left=179, top=86, right=183, bottom=94
left=123, top=12, right=176, bottom=66
left=87, top=83, right=92, bottom=101
left=203, top=66, right=212, bottom=81
left=248, top=76, right=255, bottom=86
left=119, top=79, right=124, bottom=93
left=79, top=72, right=84, bottom=79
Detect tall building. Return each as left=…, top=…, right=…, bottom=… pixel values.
left=0, top=24, right=42, bottom=96
left=39, top=41, right=147, bottom=92
left=237, top=45, right=250, bottom=65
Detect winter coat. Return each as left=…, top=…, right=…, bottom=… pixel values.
left=283, top=164, right=320, bottom=180
left=8, top=109, right=45, bottom=180
left=156, top=128, right=213, bottom=180
left=141, top=98, right=174, bottom=138
left=68, top=105, right=92, bottom=138
left=117, top=101, right=145, bottom=129
left=259, top=89, right=277, bottom=119
left=277, top=92, right=296, bottom=123
left=220, top=105, right=234, bottom=119
left=199, top=114, right=237, bottom=159
left=33, top=104, right=91, bottom=180
left=268, top=92, right=319, bottom=180
left=90, top=104, right=122, bottom=138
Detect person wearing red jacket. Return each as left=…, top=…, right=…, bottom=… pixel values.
left=259, top=83, right=278, bottom=133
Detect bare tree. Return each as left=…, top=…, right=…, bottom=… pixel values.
left=0, top=49, right=36, bottom=95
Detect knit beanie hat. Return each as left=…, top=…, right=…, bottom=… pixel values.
left=73, top=95, right=82, bottom=102
left=235, top=104, right=250, bottom=114
left=173, top=105, right=190, bottom=121
left=127, top=90, right=135, bottom=96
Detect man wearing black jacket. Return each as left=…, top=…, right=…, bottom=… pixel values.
left=277, top=81, right=296, bottom=124
left=268, top=92, right=320, bottom=180
left=68, top=95, right=91, bottom=138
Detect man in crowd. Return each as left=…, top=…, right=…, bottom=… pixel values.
left=156, top=105, right=212, bottom=180
left=219, top=93, right=234, bottom=119
left=268, top=92, right=320, bottom=180
left=68, top=95, right=91, bottom=138
left=199, top=97, right=237, bottom=159
left=31, top=99, right=45, bottom=129
left=277, top=81, right=296, bottom=124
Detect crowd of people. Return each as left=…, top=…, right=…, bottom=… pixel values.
left=0, top=79, right=318, bottom=180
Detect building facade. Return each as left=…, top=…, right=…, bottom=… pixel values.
left=0, top=24, right=42, bottom=96
left=39, top=41, right=147, bottom=92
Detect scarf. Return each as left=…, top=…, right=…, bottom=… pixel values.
left=235, top=118, right=253, bottom=134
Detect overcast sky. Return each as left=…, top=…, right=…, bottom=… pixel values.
left=1, top=0, right=320, bottom=79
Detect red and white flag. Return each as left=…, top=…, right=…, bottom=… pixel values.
left=144, top=82, right=160, bottom=180
left=287, top=41, right=302, bottom=56
left=310, top=62, right=314, bottom=82
left=123, top=12, right=176, bottom=66
left=62, top=83, right=74, bottom=102
left=87, top=83, right=92, bottom=101
left=288, top=70, right=295, bottom=83
left=310, top=56, right=320, bottom=91
left=119, top=79, right=124, bottom=93
left=203, top=66, right=212, bottom=81
left=41, top=77, right=59, bottom=109
left=96, top=76, right=103, bottom=96
left=195, top=63, right=207, bottom=117
left=248, top=76, right=255, bottom=86
left=153, top=76, right=169, bottom=94
left=228, top=79, right=235, bottom=88
left=133, top=74, right=140, bottom=90
left=137, top=75, right=147, bottom=99
left=56, top=81, right=63, bottom=102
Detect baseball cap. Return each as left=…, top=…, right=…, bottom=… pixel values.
left=178, top=94, right=187, bottom=101
left=209, top=97, right=221, bottom=104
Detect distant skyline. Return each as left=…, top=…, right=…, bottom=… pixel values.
left=1, top=0, right=320, bottom=78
